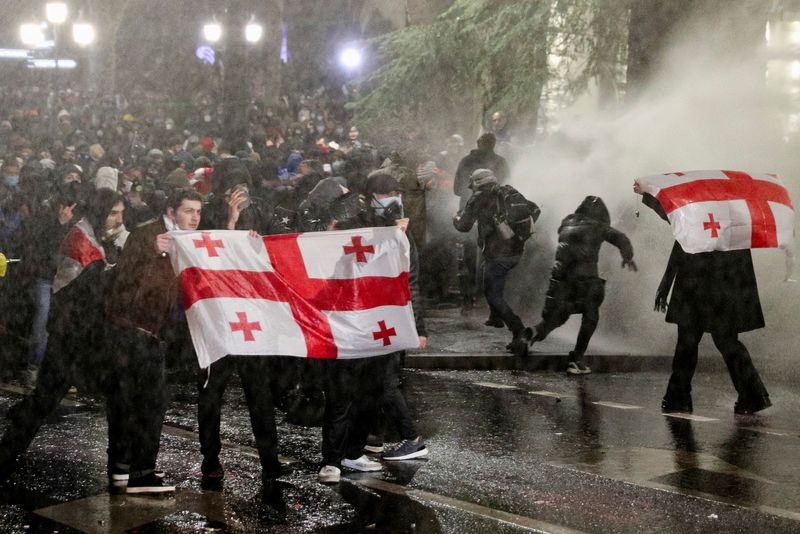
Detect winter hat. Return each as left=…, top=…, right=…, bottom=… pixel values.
left=365, top=168, right=401, bottom=197
left=147, top=148, right=164, bottom=159
left=306, top=178, right=348, bottom=208
left=89, top=143, right=105, bottom=161
left=468, top=168, right=497, bottom=190
left=200, top=136, right=215, bottom=153
left=39, top=158, right=56, bottom=171
left=94, top=166, right=119, bottom=191
left=162, top=168, right=189, bottom=189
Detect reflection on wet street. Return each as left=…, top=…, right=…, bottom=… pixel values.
left=2, top=368, right=800, bottom=532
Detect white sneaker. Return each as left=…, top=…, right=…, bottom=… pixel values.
left=318, top=465, right=341, bottom=484
left=566, top=362, right=591, bottom=375
left=341, top=455, right=383, bottom=472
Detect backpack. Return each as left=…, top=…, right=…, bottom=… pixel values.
left=493, top=185, right=540, bottom=241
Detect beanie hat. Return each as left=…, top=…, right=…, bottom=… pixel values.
left=365, top=169, right=401, bottom=197
left=94, top=166, right=119, bottom=191
left=162, top=168, right=189, bottom=189
left=468, top=168, right=497, bottom=190
left=88, top=143, right=105, bottom=161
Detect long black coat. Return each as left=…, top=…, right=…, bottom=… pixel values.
left=645, top=194, right=764, bottom=333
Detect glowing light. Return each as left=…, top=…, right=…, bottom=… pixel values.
left=45, top=2, right=68, bottom=24
left=28, top=58, right=77, bottom=69
left=790, top=60, right=800, bottom=80
left=20, top=23, right=45, bottom=47
left=196, top=45, right=215, bottom=65
left=0, top=49, right=30, bottom=59
left=339, top=47, right=362, bottom=69
left=203, top=22, right=222, bottom=43
left=245, top=21, right=262, bottom=43
left=72, top=22, right=94, bottom=46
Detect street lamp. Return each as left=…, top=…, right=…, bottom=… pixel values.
left=339, top=47, right=363, bottom=70
left=204, top=21, right=222, bottom=43
left=45, top=2, right=68, bottom=24
left=72, top=22, right=94, bottom=46
left=245, top=19, right=263, bottom=43
left=20, top=23, right=45, bottom=47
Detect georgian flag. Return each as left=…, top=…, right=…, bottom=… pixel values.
left=168, top=227, right=420, bottom=368
left=636, top=170, right=795, bottom=253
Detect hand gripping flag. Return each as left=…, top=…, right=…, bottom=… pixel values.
left=168, top=227, right=420, bottom=368
left=636, top=170, right=795, bottom=253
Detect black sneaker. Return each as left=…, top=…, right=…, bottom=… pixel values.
left=126, top=473, right=175, bottom=494
left=510, top=328, right=532, bottom=357
left=484, top=317, right=505, bottom=328
left=734, top=395, right=772, bottom=415
left=201, top=458, right=224, bottom=491
left=661, top=396, right=693, bottom=413
left=382, top=437, right=429, bottom=461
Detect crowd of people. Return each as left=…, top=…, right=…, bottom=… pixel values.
left=0, top=81, right=774, bottom=503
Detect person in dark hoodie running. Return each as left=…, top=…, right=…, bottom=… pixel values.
left=525, top=196, right=637, bottom=374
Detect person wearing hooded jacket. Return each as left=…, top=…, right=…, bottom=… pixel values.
left=526, top=196, right=637, bottom=374
left=0, top=189, right=127, bottom=485
left=454, top=168, right=529, bottom=350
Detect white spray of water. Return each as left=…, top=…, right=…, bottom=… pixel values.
left=501, top=9, right=800, bottom=362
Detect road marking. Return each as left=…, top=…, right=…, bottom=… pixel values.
left=663, top=413, right=719, bottom=422
left=529, top=390, right=575, bottom=399
left=473, top=381, right=519, bottom=390
left=592, top=401, right=641, bottom=410
left=353, top=477, right=585, bottom=534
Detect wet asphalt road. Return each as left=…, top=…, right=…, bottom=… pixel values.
left=1, top=367, right=800, bottom=533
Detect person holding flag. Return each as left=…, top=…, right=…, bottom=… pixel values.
left=633, top=170, right=793, bottom=415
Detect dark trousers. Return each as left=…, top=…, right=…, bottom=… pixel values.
left=665, top=324, right=769, bottom=403
left=483, top=256, right=524, bottom=336
left=0, top=331, right=75, bottom=468
left=534, top=278, right=605, bottom=361
left=368, top=353, right=417, bottom=441
left=111, top=327, right=167, bottom=479
left=0, top=328, right=121, bottom=475
left=322, top=358, right=383, bottom=466
left=197, top=357, right=281, bottom=479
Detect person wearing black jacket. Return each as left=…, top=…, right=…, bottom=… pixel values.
left=454, top=168, right=528, bottom=350
left=526, top=196, right=637, bottom=373
left=452, top=134, right=510, bottom=314
left=316, top=171, right=429, bottom=485
left=635, top=184, right=771, bottom=415
left=18, top=183, right=79, bottom=386
left=0, top=189, right=126, bottom=484
left=197, top=159, right=294, bottom=494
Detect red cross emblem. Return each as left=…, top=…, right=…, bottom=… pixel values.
left=194, top=232, right=224, bottom=257
left=343, top=236, right=375, bottom=263
left=229, top=311, right=261, bottom=341
left=656, top=171, right=793, bottom=248
left=181, top=233, right=412, bottom=358
left=372, top=320, right=397, bottom=346
left=703, top=213, right=721, bottom=238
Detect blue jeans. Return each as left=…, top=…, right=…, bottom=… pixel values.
left=28, top=279, right=53, bottom=368
left=483, top=256, right=524, bottom=336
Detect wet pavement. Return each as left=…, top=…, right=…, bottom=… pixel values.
left=1, top=366, right=800, bottom=533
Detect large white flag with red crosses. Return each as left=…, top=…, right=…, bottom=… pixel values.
left=636, top=170, right=795, bottom=253
left=168, top=227, right=420, bottom=368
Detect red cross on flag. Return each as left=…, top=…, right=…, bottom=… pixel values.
left=168, top=227, right=419, bottom=368
left=636, top=170, right=795, bottom=253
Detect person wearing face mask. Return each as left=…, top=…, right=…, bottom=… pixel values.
left=0, top=156, right=21, bottom=202
left=453, top=168, right=530, bottom=353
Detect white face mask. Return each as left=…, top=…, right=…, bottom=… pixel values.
left=373, top=196, right=403, bottom=218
